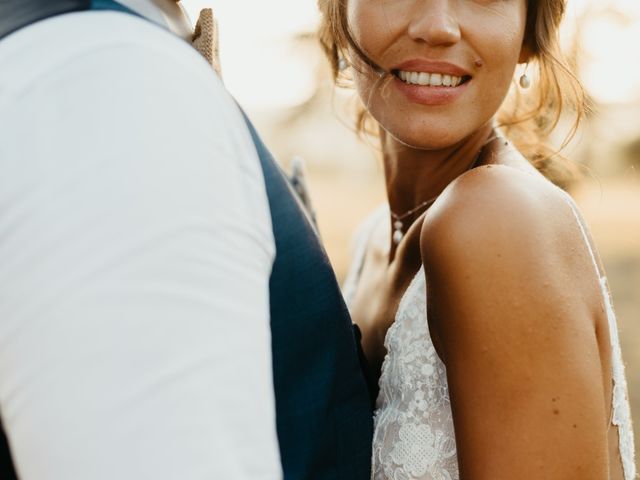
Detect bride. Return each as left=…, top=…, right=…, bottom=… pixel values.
left=318, top=0, right=636, bottom=479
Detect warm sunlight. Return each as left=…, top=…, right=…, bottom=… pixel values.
left=183, top=0, right=640, bottom=109
left=183, top=0, right=319, bottom=110
left=565, top=0, right=640, bottom=104
left=0, top=1, right=637, bottom=477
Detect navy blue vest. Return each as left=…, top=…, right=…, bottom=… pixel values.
left=0, top=2, right=374, bottom=478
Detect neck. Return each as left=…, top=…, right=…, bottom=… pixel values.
left=382, top=122, right=495, bottom=243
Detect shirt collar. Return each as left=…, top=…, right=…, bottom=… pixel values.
left=0, top=0, right=194, bottom=48
left=115, top=0, right=193, bottom=40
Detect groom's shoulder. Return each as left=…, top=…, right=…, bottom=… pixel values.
left=0, top=10, right=214, bottom=96
left=0, top=8, right=265, bottom=206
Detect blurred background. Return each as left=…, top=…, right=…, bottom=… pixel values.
left=182, top=0, right=639, bottom=450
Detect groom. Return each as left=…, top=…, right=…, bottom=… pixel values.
left=0, top=1, right=373, bottom=479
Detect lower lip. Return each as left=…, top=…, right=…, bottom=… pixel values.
left=393, top=76, right=470, bottom=106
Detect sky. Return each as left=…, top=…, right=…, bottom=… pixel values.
left=181, top=0, right=640, bottom=109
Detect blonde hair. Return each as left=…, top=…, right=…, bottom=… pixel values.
left=317, top=0, right=586, bottom=186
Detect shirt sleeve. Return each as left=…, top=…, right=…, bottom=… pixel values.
left=0, top=18, right=281, bottom=480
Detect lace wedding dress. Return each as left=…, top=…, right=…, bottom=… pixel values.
left=343, top=197, right=636, bottom=480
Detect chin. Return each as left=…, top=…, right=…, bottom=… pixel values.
left=382, top=122, right=471, bottom=151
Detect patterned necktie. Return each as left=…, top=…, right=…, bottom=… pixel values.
left=191, top=8, right=221, bottom=76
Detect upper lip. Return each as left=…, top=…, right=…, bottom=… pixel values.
left=392, top=59, right=471, bottom=78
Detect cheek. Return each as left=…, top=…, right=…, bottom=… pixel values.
left=493, top=3, right=528, bottom=65
left=489, top=26, right=525, bottom=67
left=346, top=0, right=375, bottom=53
left=347, top=2, right=390, bottom=112
left=352, top=72, right=390, bottom=131
left=470, top=10, right=528, bottom=104
left=347, top=0, right=401, bottom=64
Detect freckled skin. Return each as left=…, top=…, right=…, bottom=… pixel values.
left=344, top=0, right=626, bottom=478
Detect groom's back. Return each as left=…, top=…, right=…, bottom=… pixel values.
left=246, top=123, right=373, bottom=480
left=245, top=125, right=374, bottom=479
left=0, top=1, right=374, bottom=478
left=0, top=2, right=284, bottom=479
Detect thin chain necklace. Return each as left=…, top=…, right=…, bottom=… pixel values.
left=390, top=134, right=500, bottom=245
left=391, top=196, right=438, bottom=245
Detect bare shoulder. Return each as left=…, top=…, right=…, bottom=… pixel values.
left=420, top=163, right=603, bottom=354
left=421, top=164, right=567, bottom=259
left=419, top=167, right=610, bottom=478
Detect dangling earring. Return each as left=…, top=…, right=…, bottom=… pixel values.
left=338, top=56, right=349, bottom=72
left=519, top=64, right=531, bottom=89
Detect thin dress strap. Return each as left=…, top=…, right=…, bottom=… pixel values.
left=560, top=190, right=603, bottom=278
left=559, top=189, right=637, bottom=480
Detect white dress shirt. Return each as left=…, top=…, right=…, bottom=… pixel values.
left=0, top=5, right=281, bottom=480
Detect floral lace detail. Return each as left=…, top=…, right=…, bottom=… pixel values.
left=345, top=199, right=636, bottom=480
left=601, top=277, right=637, bottom=480
left=371, top=267, right=459, bottom=480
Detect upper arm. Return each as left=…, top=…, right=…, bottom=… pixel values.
left=420, top=166, right=608, bottom=479
left=0, top=24, right=280, bottom=479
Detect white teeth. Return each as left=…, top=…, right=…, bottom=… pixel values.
left=397, top=70, right=464, bottom=87
left=429, top=73, right=442, bottom=86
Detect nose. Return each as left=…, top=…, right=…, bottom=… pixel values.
left=407, top=0, right=461, bottom=47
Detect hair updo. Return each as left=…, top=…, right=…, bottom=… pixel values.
left=317, top=0, right=586, bottom=186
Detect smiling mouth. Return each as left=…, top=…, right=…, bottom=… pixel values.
left=393, top=69, right=472, bottom=87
